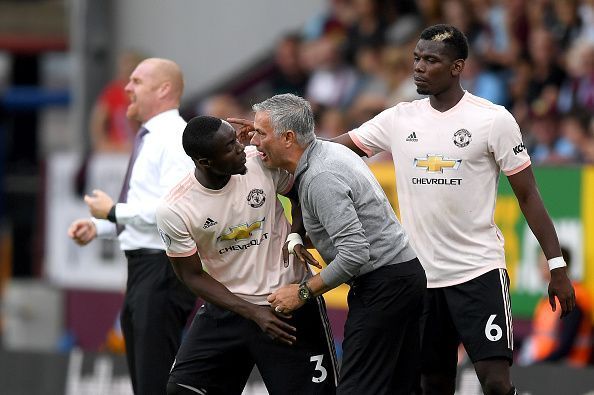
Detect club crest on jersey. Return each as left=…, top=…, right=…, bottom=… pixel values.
left=453, top=129, right=472, bottom=147
left=247, top=188, right=266, bottom=208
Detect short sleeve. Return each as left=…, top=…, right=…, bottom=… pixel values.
left=487, top=109, right=531, bottom=176
left=156, top=202, right=197, bottom=257
left=348, top=107, right=395, bottom=157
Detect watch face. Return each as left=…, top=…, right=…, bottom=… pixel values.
left=298, top=286, right=310, bottom=301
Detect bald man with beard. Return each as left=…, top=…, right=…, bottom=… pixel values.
left=68, top=58, right=197, bottom=395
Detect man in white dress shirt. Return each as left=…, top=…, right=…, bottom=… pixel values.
left=68, top=58, right=196, bottom=395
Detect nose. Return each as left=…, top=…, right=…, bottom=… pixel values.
left=414, top=60, right=424, bottom=73
left=250, top=133, right=259, bottom=146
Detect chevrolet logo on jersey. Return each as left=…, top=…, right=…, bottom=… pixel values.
left=414, top=155, right=462, bottom=173
left=218, top=218, right=265, bottom=241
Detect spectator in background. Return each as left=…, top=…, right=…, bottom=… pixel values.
left=525, top=27, right=566, bottom=106
left=75, top=51, right=144, bottom=196
left=518, top=247, right=593, bottom=367
left=462, top=52, right=509, bottom=106
left=199, top=93, right=248, bottom=120
left=302, top=0, right=354, bottom=42
left=528, top=100, right=578, bottom=165
left=549, top=0, right=585, bottom=48
left=68, top=58, right=196, bottom=395
left=305, top=35, right=361, bottom=111
left=90, top=51, right=144, bottom=153
left=560, top=110, right=594, bottom=164
left=270, top=34, right=310, bottom=96
left=558, top=39, right=594, bottom=114
left=415, top=0, right=443, bottom=27
left=343, top=0, right=387, bottom=65
left=381, top=46, right=423, bottom=105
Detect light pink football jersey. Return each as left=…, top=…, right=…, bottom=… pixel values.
left=350, top=91, right=530, bottom=287
left=156, top=146, right=308, bottom=305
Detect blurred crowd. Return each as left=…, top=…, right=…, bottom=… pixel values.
left=193, top=0, right=594, bottom=165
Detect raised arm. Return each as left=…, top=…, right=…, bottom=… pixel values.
left=331, top=133, right=366, bottom=157
left=507, top=166, right=575, bottom=317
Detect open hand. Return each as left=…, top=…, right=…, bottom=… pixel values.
left=283, top=243, right=322, bottom=269
left=249, top=305, right=297, bottom=345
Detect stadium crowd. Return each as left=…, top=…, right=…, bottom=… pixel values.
left=192, top=0, right=594, bottom=165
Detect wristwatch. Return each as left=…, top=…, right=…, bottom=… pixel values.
left=298, top=281, right=313, bottom=302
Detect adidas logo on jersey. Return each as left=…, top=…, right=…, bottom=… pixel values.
left=203, top=218, right=218, bottom=229
left=406, top=132, right=418, bottom=142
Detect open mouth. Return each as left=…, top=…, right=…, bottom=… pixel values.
left=257, top=150, right=268, bottom=161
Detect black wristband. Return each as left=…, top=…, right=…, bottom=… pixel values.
left=106, top=205, right=117, bottom=223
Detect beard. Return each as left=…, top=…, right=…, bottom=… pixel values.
left=416, top=86, right=431, bottom=95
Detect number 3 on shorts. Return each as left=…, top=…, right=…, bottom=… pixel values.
left=485, top=314, right=503, bottom=341
left=310, top=354, right=328, bottom=383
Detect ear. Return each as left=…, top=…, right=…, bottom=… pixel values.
left=451, top=59, right=465, bottom=77
left=284, top=130, right=297, bottom=147
left=197, top=158, right=211, bottom=167
left=157, top=81, right=172, bottom=99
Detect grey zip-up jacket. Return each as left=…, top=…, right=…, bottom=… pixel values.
left=295, top=139, right=417, bottom=288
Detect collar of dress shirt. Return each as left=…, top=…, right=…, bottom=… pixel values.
left=142, top=109, right=182, bottom=134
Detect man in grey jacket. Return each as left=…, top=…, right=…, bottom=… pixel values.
left=230, top=93, right=426, bottom=395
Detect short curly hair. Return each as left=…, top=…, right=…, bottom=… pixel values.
left=182, top=115, right=223, bottom=159
left=420, top=24, right=469, bottom=60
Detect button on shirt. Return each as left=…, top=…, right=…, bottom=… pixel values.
left=93, top=109, right=194, bottom=250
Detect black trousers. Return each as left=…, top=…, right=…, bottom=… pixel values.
left=170, top=299, right=338, bottom=394
left=338, top=258, right=427, bottom=395
left=121, top=250, right=196, bottom=395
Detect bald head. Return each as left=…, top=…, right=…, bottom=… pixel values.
left=142, top=58, right=184, bottom=102
left=125, top=58, right=185, bottom=123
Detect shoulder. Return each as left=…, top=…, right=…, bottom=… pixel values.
left=379, top=99, right=426, bottom=117
left=464, top=92, right=516, bottom=125
left=162, top=172, right=195, bottom=206
left=464, top=92, right=508, bottom=115
left=304, top=143, right=357, bottom=183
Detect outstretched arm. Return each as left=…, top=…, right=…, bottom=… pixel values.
left=507, top=166, right=575, bottom=317
left=169, top=253, right=297, bottom=345
left=331, top=133, right=366, bottom=157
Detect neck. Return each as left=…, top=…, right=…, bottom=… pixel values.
left=429, top=84, right=465, bottom=112
left=285, top=142, right=311, bottom=174
left=194, top=168, right=231, bottom=190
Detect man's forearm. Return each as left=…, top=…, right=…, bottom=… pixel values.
left=179, top=269, right=257, bottom=319
left=306, top=273, right=335, bottom=297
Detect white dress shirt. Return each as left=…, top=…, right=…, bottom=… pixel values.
left=93, top=109, right=194, bottom=250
